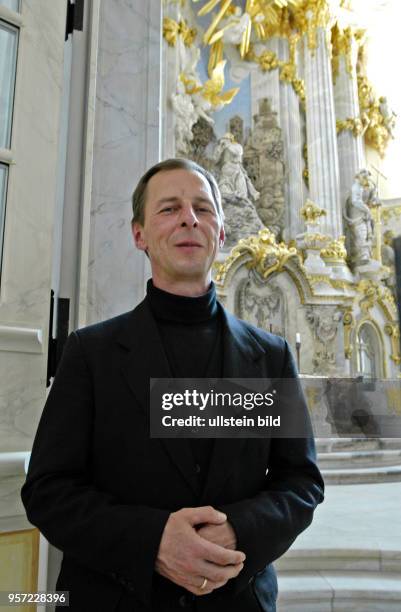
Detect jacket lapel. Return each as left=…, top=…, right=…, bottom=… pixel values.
left=201, top=307, right=269, bottom=503
left=117, top=299, right=200, bottom=496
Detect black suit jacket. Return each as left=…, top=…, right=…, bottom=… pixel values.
left=21, top=298, right=324, bottom=611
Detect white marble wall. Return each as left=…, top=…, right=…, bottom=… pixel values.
left=83, top=0, right=162, bottom=325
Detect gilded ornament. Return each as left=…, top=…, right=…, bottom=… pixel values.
left=300, top=200, right=326, bottom=225
left=201, top=60, right=240, bottom=107
left=381, top=205, right=401, bottom=224
left=320, top=236, right=347, bottom=263
left=357, top=75, right=396, bottom=157
left=163, top=17, right=197, bottom=47
left=336, top=117, right=366, bottom=138
left=384, top=323, right=401, bottom=366
left=259, top=50, right=280, bottom=71
left=342, top=308, right=355, bottom=359
left=331, top=24, right=354, bottom=82
left=357, top=279, right=397, bottom=323
left=214, top=228, right=300, bottom=286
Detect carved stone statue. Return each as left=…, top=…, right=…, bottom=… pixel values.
left=171, top=79, right=198, bottom=155
left=213, top=133, right=263, bottom=248
left=243, top=98, right=286, bottom=237
left=214, top=134, right=260, bottom=202
left=379, top=96, right=397, bottom=138
left=344, top=169, right=379, bottom=266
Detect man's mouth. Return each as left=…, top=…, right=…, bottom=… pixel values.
left=176, top=242, right=202, bottom=248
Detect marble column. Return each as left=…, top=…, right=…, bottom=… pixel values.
left=277, top=37, right=305, bottom=241
left=250, top=37, right=304, bottom=240
left=303, top=27, right=342, bottom=238
left=250, top=38, right=281, bottom=121
left=162, top=2, right=180, bottom=158
left=334, top=36, right=365, bottom=209
left=83, top=0, right=162, bottom=324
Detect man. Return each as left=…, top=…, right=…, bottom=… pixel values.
left=22, top=158, right=324, bottom=611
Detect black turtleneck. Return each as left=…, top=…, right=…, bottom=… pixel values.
left=147, top=279, right=222, bottom=378
left=147, top=279, right=222, bottom=487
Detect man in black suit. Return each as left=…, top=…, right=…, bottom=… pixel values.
left=22, top=158, right=324, bottom=611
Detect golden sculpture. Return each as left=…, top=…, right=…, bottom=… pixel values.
left=201, top=60, right=240, bottom=107
left=342, top=308, right=355, bottom=359
left=321, top=236, right=347, bottom=263
left=163, top=17, right=197, bottom=47
left=300, top=200, right=326, bottom=225
left=214, top=228, right=299, bottom=286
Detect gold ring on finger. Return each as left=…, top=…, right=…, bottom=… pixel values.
left=199, top=577, right=208, bottom=590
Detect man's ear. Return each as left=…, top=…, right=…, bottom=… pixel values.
left=219, top=225, right=225, bottom=248
left=132, top=222, right=147, bottom=252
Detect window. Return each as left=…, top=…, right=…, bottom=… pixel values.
left=0, top=20, right=18, bottom=149
left=0, top=1, right=20, bottom=12
left=356, top=323, right=380, bottom=378
left=0, top=164, right=7, bottom=272
left=0, top=6, right=19, bottom=282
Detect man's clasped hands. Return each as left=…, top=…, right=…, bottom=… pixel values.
left=156, top=506, right=246, bottom=596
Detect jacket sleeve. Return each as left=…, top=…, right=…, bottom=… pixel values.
left=21, top=331, right=170, bottom=607
left=219, top=339, right=324, bottom=593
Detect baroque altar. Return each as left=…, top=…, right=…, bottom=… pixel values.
left=162, top=0, right=400, bottom=380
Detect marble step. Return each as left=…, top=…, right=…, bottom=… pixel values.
left=316, top=438, right=401, bottom=453
left=275, top=548, right=401, bottom=574
left=321, top=464, right=401, bottom=484
left=277, top=570, right=401, bottom=612
left=317, top=449, right=401, bottom=469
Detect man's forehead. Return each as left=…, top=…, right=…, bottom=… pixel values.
left=147, top=169, right=213, bottom=198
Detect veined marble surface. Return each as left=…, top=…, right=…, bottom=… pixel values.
left=303, top=29, right=342, bottom=238
left=85, top=0, right=161, bottom=324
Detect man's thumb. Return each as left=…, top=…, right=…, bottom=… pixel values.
left=187, top=505, right=227, bottom=526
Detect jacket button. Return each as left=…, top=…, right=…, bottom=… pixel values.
left=179, top=594, right=189, bottom=607
left=195, top=463, right=201, bottom=474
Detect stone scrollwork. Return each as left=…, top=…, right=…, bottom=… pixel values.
left=342, top=308, right=355, bottom=359
left=357, top=279, right=397, bottom=323
left=237, top=278, right=285, bottom=335
left=384, top=323, right=401, bottom=366
left=305, top=305, right=342, bottom=374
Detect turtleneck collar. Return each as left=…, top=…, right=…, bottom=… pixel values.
left=146, top=279, right=219, bottom=323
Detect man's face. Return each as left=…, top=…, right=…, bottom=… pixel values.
left=132, top=168, right=225, bottom=289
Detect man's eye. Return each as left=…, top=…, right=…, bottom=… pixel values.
left=160, top=207, right=175, bottom=213
left=196, top=206, right=213, bottom=213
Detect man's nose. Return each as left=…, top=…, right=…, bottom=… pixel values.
left=179, top=205, right=199, bottom=227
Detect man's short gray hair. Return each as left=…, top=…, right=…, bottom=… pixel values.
left=131, top=158, right=224, bottom=225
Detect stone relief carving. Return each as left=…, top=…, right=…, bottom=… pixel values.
left=213, top=133, right=264, bottom=249
left=171, top=79, right=198, bottom=155
left=343, top=169, right=380, bottom=267
left=243, top=98, right=286, bottom=238
left=305, top=306, right=342, bottom=374
left=236, top=276, right=285, bottom=336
